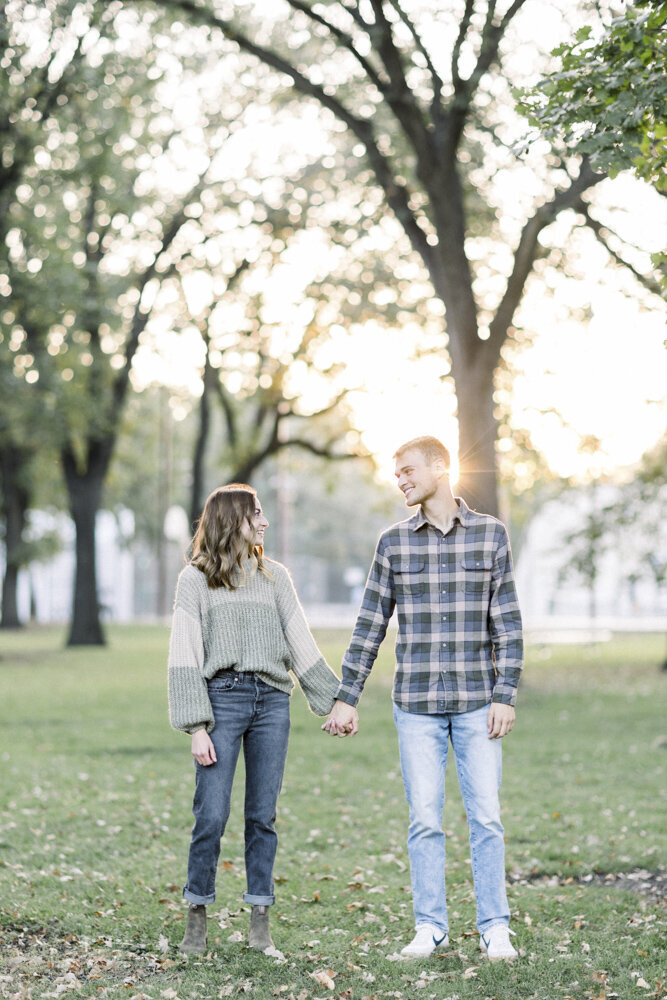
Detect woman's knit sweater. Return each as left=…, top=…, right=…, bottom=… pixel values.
left=168, top=557, right=339, bottom=733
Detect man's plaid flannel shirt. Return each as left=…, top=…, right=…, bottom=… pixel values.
left=336, top=498, right=523, bottom=715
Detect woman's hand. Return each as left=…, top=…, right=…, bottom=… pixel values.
left=321, top=700, right=359, bottom=737
left=191, top=728, right=217, bottom=766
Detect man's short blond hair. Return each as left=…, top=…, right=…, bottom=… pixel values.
left=393, top=436, right=451, bottom=469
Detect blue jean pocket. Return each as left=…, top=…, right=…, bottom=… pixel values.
left=208, top=673, right=239, bottom=692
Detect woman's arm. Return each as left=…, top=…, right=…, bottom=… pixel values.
left=168, top=569, right=215, bottom=734
left=273, top=564, right=340, bottom=716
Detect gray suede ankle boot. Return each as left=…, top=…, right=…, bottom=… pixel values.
left=179, top=904, right=207, bottom=954
left=248, top=904, right=273, bottom=952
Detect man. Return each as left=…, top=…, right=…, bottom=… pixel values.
left=323, top=436, right=523, bottom=962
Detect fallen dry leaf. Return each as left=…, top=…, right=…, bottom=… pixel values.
left=310, top=968, right=336, bottom=990
left=263, top=944, right=286, bottom=961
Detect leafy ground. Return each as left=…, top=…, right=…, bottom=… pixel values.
left=0, top=626, right=665, bottom=1000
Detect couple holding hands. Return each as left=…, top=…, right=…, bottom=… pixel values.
left=167, top=436, right=523, bottom=963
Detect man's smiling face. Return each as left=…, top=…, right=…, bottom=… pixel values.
left=394, top=448, right=442, bottom=506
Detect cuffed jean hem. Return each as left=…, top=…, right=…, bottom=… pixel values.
left=243, top=892, right=275, bottom=906
left=183, top=888, right=215, bottom=905
left=478, top=917, right=510, bottom=934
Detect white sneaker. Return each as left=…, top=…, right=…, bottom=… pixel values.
left=400, top=923, right=449, bottom=958
left=479, top=925, right=517, bottom=961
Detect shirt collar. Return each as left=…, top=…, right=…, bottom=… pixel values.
left=410, top=496, right=472, bottom=533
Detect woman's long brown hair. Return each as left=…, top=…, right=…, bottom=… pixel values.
left=190, top=484, right=270, bottom=589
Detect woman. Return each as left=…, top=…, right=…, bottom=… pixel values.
left=168, top=484, right=340, bottom=956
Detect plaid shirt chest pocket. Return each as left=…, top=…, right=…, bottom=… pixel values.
left=392, top=559, right=426, bottom=597
left=460, top=554, right=494, bottom=593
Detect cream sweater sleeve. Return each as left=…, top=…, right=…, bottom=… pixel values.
left=167, top=567, right=214, bottom=734
left=272, top=562, right=340, bottom=716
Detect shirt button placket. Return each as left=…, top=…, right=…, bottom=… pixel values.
left=439, top=541, right=448, bottom=667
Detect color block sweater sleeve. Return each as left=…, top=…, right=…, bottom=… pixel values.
left=168, top=566, right=214, bottom=735
left=272, top=562, right=340, bottom=716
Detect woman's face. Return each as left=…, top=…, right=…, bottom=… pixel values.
left=241, top=498, right=269, bottom=548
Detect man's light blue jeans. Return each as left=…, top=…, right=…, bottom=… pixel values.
left=183, top=672, right=290, bottom=907
left=393, top=702, right=510, bottom=936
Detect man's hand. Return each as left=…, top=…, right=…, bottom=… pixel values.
left=191, top=728, right=217, bottom=765
left=322, top=699, right=359, bottom=738
left=487, top=702, right=515, bottom=739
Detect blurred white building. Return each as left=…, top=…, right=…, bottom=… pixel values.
left=515, top=485, right=666, bottom=632
left=9, top=508, right=135, bottom=624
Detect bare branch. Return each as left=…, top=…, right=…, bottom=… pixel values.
left=288, top=387, right=351, bottom=420
left=141, top=0, right=433, bottom=263
left=367, top=0, right=434, bottom=166
left=212, top=366, right=238, bottom=447
left=469, top=0, right=529, bottom=94
left=498, top=0, right=531, bottom=34
left=111, top=170, right=212, bottom=420
left=451, top=0, right=475, bottom=92
left=340, top=0, right=371, bottom=31
left=276, top=437, right=366, bottom=461
left=450, top=0, right=529, bottom=146
left=576, top=202, right=663, bottom=299
left=487, top=157, right=606, bottom=361
left=386, top=0, right=444, bottom=118
left=285, top=0, right=385, bottom=90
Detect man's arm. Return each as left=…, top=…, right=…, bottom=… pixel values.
left=322, top=538, right=395, bottom=737
left=488, top=526, right=523, bottom=708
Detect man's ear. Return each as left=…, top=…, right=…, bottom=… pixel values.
left=432, top=459, right=448, bottom=480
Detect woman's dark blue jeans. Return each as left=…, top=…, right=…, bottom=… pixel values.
left=183, top=672, right=290, bottom=907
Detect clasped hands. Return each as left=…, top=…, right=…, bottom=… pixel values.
left=321, top=699, right=359, bottom=738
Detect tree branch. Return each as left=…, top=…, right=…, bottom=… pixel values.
left=576, top=201, right=663, bottom=298
left=144, top=0, right=435, bottom=266
left=451, top=0, right=475, bottom=93
left=386, top=0, right=444, bottom=121
left=111, top=170, right=211, bottom=420
left=487, top=157, right=606, bottom=362
left=367, top=0, right=434, bottom=166
left=284, top=0, right=385, bottom=91
left=448, top=0, right=529, bottom=153
left=288, top=386, right=351, bottom=420
left=275, top=437, right=365, bottom=461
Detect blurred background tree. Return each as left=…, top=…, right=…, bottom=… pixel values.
left=1, top=1, right=664, bottom=640
left=133, top=0, right=663, bottom=517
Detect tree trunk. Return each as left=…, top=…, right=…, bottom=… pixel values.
left=451, top=359, right=499, bottom=517
left=0, top=445, right=29, bottom=629
left=189, top=359, right=213, bottom=531
left=62, top=442, right=111, bottom=646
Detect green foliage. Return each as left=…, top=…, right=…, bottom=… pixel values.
left=0, top=626, right=665, bottom=998
left=516, top=1, right=667, bottom=192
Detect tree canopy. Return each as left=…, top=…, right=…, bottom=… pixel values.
left=134, top=0, right=662, bottom=516
left=517, top=1, right=667, bottom=193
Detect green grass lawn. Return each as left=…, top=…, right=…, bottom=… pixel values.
left=0, top=626, right=665, bottom=1000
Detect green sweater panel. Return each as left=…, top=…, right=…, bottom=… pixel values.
left=168, top=559, right=339, bottom=734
